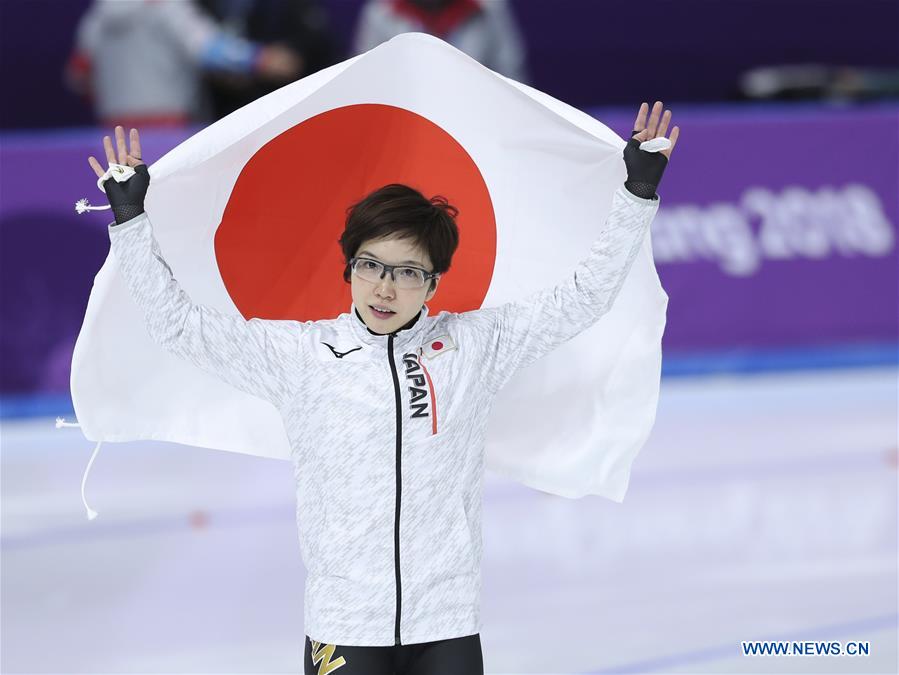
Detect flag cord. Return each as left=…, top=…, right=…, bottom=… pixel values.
left=75, top=198, right=111, bottom=213
left=56, top=416, right=101, bottom=521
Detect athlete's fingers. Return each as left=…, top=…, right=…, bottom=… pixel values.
left=115, top=126, right=128, bottom=165
left=646, top=101, right=663, bottom=137
left=129, top=128, right=143, bottom=165
left=656, top=109, right=672, bottom=139
left=665, top=126, right=680, bottom=159
left=87, top=155, right=105, bottom=179
left=103, top=135, right=116, bottom=165
left=633, top=102, right=648, bottom=133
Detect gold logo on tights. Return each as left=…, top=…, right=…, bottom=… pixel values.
left=310, top=640, right=347, bottom=674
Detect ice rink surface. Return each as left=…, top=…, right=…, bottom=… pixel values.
left=2, top=366, right=896, bottom=674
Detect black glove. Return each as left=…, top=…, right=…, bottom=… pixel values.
left=623, top=130, right=668, bottom=200
left=104, top=164, right=151, bottom=225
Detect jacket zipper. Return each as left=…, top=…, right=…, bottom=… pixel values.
left=387, top=333, right=403, bottom=646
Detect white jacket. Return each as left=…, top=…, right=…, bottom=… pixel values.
left=107, top=184, right=660, bottom=646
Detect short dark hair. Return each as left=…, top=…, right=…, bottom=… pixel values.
left=338, top=183, right=460, bottom=293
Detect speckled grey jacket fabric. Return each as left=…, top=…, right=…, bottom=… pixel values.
left=107, top=184, right=659, bottom=646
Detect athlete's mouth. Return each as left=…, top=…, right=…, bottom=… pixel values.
left=370, top=305, right=396, bottom=319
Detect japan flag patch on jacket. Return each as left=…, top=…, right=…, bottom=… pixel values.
left=420, top=334, right=456, bottom=360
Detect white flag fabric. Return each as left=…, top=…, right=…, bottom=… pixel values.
left=71, top=32, right=668, bottom=501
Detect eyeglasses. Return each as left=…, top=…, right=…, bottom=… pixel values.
left=349, top=256, right=439, bottom=290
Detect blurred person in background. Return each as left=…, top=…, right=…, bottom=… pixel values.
left=196, top=0, right=337, bottom=120
left=65, top=0, right=304, bottom=129
left=353, top=0, right=529, bottom=83
left=739, top=63, right=899, bottom=103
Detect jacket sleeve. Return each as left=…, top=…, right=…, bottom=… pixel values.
left=456, top=185, right=660, bottom=394
left=483, top=0, right=529, bottom=84
left=351, top=0, right=393, bottom=55
left=107, top=211, right=307, bottom=409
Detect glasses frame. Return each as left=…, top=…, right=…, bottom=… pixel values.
left=349, top=256, right=440, bottom=289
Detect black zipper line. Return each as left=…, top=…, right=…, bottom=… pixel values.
left=387, top=333, right=403, bottom=646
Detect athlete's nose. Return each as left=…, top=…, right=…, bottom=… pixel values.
left=375, top=273, right=396, bottom=298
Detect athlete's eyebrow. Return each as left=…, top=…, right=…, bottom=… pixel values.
left=356, top=249, right=424, bottom=267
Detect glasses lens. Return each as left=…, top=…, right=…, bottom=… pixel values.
left=354, top=259, right=426, bottom=289
left=354, top=259, right=383, bottom=283
left=394, top=267, right=426, bottom=289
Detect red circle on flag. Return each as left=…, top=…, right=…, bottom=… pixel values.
left=215, top=104, right=497, bottom=321
left=432, top=341, right=444, bottom=350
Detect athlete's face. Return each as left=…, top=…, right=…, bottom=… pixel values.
left=350, top=235, right=439, bottom=334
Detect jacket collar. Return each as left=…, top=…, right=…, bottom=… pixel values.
left=348, top=301, right=430, bottom=350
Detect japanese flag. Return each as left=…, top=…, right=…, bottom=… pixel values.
left=71, top=32, right=667, bottom=503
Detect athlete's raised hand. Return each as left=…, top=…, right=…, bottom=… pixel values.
left=87, top=126, right=145, bottom=176
left=624, top=101, right=679, bottom=199
left=87, top=126, right=150, bottom=225
left=631, top=101, right=679, bottom=160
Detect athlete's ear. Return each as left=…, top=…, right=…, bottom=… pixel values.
left=424, top=276, right=440, bottom=302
